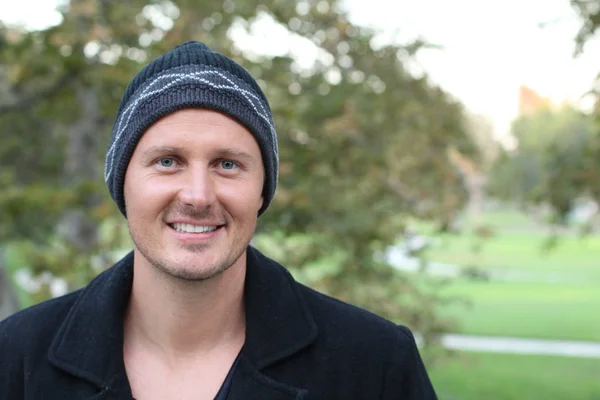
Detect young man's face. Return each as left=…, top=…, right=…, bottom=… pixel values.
left=123, top=109, right=264, bottom=281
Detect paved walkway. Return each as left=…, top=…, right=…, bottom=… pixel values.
left=416, top=334, right=600, bottom=359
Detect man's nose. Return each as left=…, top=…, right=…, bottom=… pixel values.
left=177, top=166, right=217, bottom=208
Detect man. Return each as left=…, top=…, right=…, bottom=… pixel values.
left=0, top=41, right=438, bottom=399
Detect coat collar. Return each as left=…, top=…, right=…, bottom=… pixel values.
left=48, top=246, right=317, bottom=397
left=241, top=246, right=317, bottom=370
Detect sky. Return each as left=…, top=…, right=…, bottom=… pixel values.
left=343, top=0, right=600, bottom=140
left=1, top=0, right=599, bottom=140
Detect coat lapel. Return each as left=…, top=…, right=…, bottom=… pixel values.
left=226, top=246, right=318, bottom=399
left=242, top=246, right=318, bottom=370
left=47, top=252, right=135, bottom=397
left=226, top=355, right=306, bottom=400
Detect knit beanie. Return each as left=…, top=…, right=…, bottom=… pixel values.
left=104, top=41, right=278, bottom=217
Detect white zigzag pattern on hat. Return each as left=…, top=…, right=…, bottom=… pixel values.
left=105, top=68, right=278, bottom=184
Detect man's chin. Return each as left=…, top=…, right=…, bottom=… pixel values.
left=156, top=259, right=229, bottom=282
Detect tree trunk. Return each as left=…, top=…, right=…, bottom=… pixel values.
left=59, top=82, right=102, bottom=253
left=0, top=248, right=20, bottom=321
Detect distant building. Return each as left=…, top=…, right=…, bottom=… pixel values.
left=517, top=85, right=552, bottom=116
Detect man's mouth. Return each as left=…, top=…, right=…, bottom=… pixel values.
left=168, top=223, right=222, bottom=233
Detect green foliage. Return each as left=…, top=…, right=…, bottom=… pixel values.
left=572, top=0, right=600, bottom=116
left=488, top=106, right=600, bottom=220
left=0, top=0, right=478, bottom=343
left=572, top=0, right=600, bottom=55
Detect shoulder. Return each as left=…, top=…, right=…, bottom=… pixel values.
left=259, top=252, right=437, bottom=398
left=299, top=282, right=400, bottom=332
left=0, top=290, right=82, bottom=394
left=0, top=253, right=131, bottom=342
left=296, top=281, right=415, bottom=347
left=260, top=248, right=415, bottom=351
left=0, top=290, right=82, bottom=352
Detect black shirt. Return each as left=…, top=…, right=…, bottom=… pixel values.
left=213, top=353, right=241, bottom=400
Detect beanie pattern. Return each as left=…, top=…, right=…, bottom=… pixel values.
left=104, top=42, right=278, bottom=217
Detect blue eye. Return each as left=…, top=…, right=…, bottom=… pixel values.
left=221, top=160, right=237, bottom=170
left=159, top=157, right=176, bottom=167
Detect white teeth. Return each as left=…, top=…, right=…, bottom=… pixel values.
left=172, top=223, right=218, bottom=233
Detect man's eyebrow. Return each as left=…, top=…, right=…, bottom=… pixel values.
left=142, top=146, right=185, bottom=157
left=214, top=148, right=256, bottom=160
left=141, top=146, right=256, bottom=160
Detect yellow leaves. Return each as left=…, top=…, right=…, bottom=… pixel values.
left=68, top=0, right=98, bottom=18
left=90, top=200, right=116, bottom=220
left=89, top=24, right=112, bottom=41
left=293, top=192, right=311, bottom=208
left=278, top=161, right=294, bottom=177
left=5, top=64, right=25, bottom=84
left=322, top=102, right=359, bottom=136
left=310, top=162, right=333, bottom=178
left=272, top=187, right=294, bottom=207
left=4, top=28, right=25, bottom=45
left=322, top=113, right=358, bottom=137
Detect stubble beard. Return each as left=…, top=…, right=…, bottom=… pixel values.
left=131, top=232, right=248, bottom=282
left=126, top=204, right=256, bottom=282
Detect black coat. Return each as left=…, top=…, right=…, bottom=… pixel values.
left=0, top=246, right=438, bottom=399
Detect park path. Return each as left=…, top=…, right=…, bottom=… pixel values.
left=420, top=334, right=600, bottom=359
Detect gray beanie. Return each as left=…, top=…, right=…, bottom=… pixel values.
left=104, top=41, right=278, bottom=217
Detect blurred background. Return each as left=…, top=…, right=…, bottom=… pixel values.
left=1, top=0, right=599, bottom=398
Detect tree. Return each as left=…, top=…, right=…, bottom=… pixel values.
left=487, top=2, right=600, bottom=225
left=0, top=248, right=20, bottom=320
left=571, top=0, right=600, bottom=113
left=488, top=105, right=599, bottom=223
left=572, top=0, right=600, bottom=56
left=0, top=0, right=477, bottom=344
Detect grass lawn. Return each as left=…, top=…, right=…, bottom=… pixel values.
left=466, top=207, right=541, bottom=230
left=428, top=231, right=600, bottom=280
left=428, top=351, right=600, bottom=400
left=411, top=208, right=600, bottom=342
left=437, top=279, right=600, bottom=341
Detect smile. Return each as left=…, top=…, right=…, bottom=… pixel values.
left=169, top=223, right=221, bottom=233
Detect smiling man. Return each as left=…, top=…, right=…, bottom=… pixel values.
left=0, top=41, right=438, bottom=399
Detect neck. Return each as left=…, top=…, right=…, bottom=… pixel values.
left=124, top=251, right=247, bottom=359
